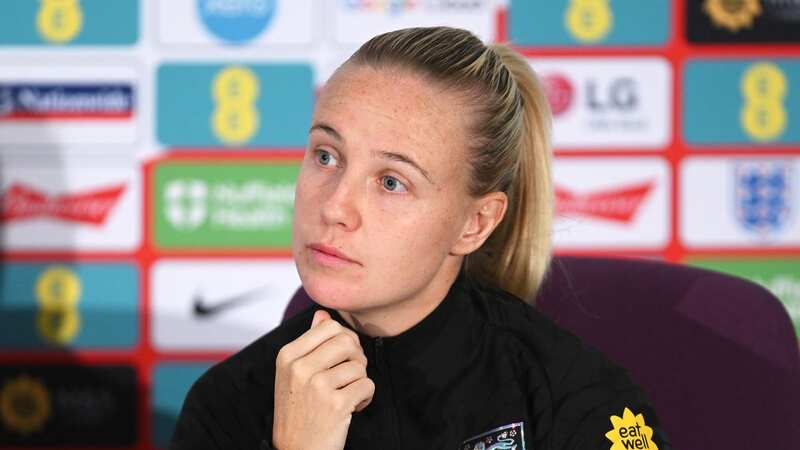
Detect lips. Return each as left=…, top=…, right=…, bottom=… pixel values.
left=308, top=243, right=360, bottom=266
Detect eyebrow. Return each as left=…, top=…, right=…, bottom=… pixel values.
left=373, top=150, right=434, bottom=185
left=309, top=122, right=343, bottom=142
left=309, top=121, right=434, bottom=185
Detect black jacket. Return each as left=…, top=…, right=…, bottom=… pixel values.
left=171, top=274, right=672, bottom=449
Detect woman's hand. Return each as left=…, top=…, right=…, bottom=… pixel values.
left=272, top=310, right=374, bottom=450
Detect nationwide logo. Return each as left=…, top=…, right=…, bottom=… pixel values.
left=197, top=0, right=277, bottom=43
left=542, top=73, right=574, bottom=117
left=0, top=84, right=134, bottom=120
left=341, top=0, right=485, bottom=14
left=555, top=180, right=655, bottom=224
left=734, top=161, right=792, bottom=236
left=704, top=0, right=762, bottom=31
left=0, top=183, right=126, bottom=225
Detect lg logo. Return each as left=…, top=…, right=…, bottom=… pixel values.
left=542, top=74, right=639, bottom=116
left=586, top=77, right=639, bottom=112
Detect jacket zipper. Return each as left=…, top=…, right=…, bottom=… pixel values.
left=374, top=337, right=401, bottom=449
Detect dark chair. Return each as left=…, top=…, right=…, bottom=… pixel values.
left=282, top=256, right=800, bottom=450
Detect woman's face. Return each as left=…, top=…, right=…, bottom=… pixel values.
left=292, top=65, right=481, bottom=312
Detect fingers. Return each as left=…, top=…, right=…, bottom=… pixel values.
left=339, top=377, right=375, bottom=413
left=301, top=333, right=367, bottom=373
left=312, top=360, right=367, bottom=390
left=277, top=310, right=360, bottom=365
left=311, top=309, right=330, bottom=328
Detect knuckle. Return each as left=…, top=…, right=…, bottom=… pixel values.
left=330, top=393, right=349, bottom=414
left=364, top=378, right=376, bottom=394
left=309, top=372, right=327, bottom=391
left=276, top=345, right=291, bottom=367
left=288, top=359, right=308, bottom=380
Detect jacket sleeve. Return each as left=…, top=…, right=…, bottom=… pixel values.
left=546, top=341, right=673, bottom=450
left=169, top=366, right=276, bottom=450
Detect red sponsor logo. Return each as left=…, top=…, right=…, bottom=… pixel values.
left=542, top=73, right=574, bottom=116
left=1, top=183, right=126, bottom=225
left=555, top=180, right=655, bottom=224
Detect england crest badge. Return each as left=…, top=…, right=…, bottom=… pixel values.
left=734, top=161, right=793, bottom=237
left=460, top=422, right=525, bottom=450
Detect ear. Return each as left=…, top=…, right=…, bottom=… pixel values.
left=450, top=191, right=508, bottom=256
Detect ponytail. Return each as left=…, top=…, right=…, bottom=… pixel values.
left=477, top=44, right=553, bottom=302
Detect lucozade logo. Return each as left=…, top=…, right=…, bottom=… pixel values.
left=36, top=0, right=84, bottom=44
left=704, top=0, right=762, bottom=32
left=0, top=375, right=51, bottom=435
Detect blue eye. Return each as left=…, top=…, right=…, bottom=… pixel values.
left=381, top=175, right=407, bottom=193
left=315, top=149, right=338, bottom=167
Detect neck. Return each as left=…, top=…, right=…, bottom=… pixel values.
left=338, top=261, right=461, bottom=337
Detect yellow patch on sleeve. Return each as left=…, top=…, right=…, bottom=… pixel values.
left=605, top=407, right=659, bottom=450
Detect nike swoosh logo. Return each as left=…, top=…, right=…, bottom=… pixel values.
left=192, top=285, right=270, bottom=318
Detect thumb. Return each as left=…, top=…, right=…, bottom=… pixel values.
left=311, top=309, right=331, bottom=328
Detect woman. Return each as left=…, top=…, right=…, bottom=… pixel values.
left=171, top=27, right=672, bottom=450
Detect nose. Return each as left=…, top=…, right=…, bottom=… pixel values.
left=320, top=172, right=362, bottom=232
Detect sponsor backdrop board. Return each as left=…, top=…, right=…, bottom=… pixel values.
left=0, top=65, right=138, bottom=146
left=0, top=0, right=139, bottom=46
left=532, top=57, right=672, bottom=149
left=150, top=259, right=300, bottom=351
left=0, top=1, right=798, bottom=448
left=683, top=59, right=800, bottom=146
left=157, top=1, right=314, bottom=47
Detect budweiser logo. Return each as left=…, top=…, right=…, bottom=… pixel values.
left=555, top=180, right=655, bottom=223
left=1, top=183, right=126, bottom=225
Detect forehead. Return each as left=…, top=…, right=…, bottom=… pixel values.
left=313, top=65, right=469, bottom=175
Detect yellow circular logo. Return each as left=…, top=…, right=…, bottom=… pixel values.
left=740, top=62, right=788, bottom=141
left=211, top=66, right=261, bottom=145
left=36, top=0, right=84, bottom=44
left=703, top=0, right=762, bottom=32
left=34, top=266, right=82, bottom=345
left=565, top=0, right=613, bottom=43
left=0, top=375, right=51, bottom=435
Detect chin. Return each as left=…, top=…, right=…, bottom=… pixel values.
left=298, top=269, right=368, bottom=313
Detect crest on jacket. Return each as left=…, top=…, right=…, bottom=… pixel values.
left=460, top=421, right=525, bottom=450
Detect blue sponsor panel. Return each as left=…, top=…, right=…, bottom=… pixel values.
left=197, top=0, right=277, bottom=44
left=152, top=363, right=213, bottom=449
left=684, top=59, right=800, bottom=145
left=0, top=83, right=134, bottom=120
left=157, top=63, right=313, bottom=148
left=509, top=0, right=669, bottom=46
left=0, top=263, right=139, bottom=349
left=0, top=0, right=138, bottom=46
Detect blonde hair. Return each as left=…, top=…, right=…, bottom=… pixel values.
left=347, top=27, right=553, bottom=302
